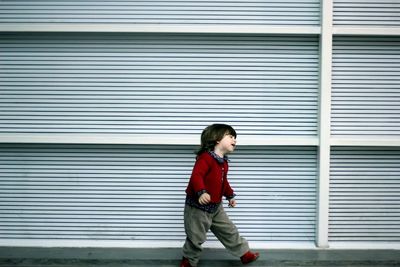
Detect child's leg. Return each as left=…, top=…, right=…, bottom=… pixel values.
left=210, top=205, right=249, bottom=257
left=182, top=205, right=212, bottom=266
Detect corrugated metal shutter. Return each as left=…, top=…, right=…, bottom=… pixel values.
left=0, top=144, right=317, bottom=242
left=331, top=36, right=400, bottom=136
left=0, top=33, right=319, bottom=136
left=329, top=147, right=400, bottom=242
left=0, top=0, right=320, bottom=26
left=333, top=0, right=400, bottom=27
left=229, top=146, right=317, bottom=242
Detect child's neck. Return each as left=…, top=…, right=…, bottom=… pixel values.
left=213, top=148, right=226, bottom=158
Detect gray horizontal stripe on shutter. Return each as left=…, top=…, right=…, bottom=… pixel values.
left=0, top=144, right=317, bottom=242
left=331, top=36, right=400, bottom=136
left=0, top=33, right=319, bottom=136
left=329, top=147, right=400, bottom=242
left=333, top=0, right=400, bottom=27
left=0, top=1, right=320, bottom=26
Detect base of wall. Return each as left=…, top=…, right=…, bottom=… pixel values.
left=1, top=247, right=399, bottom=267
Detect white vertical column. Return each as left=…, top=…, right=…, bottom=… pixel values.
left=316, top=0, right=333, bottom=248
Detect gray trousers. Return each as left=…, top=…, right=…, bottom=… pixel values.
left=182, top=204, right=249, bottom=266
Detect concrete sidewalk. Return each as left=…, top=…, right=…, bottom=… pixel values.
left=0, top=247, right=399, bottom=267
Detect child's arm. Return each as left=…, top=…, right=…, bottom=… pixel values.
left=228, top=198, right=237, bottom=208
left=189, top=157, right=209, bottom=197
left=224, top=180, right=237, bottom=207
left=199, top=192, right=211, bottom=205
left=223, top=179, right=235, bottom=199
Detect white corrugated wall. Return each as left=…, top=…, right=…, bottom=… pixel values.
left=330, top=147, right=400, bottom=242
left=331, top=36, right=400, bottom=136
left=0, top=0, right=399, bottom=249
left=0, top=144, right=316, bottom=242
left=0, top=33, right=319, bottom=136
left=334, top=0, right=400, bottom=27
left=0, top=0, right=320, bottom=25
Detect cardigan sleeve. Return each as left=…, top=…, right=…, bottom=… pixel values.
left=223, top=179, right=235, bottom=199
left=189, top=156, right=210, bottom=194
left=222, top=161, right=235, bottom=199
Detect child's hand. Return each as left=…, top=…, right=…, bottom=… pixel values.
left=198, top=192, right=211, bottom=205
left=228, top=198, right=237, bottom=208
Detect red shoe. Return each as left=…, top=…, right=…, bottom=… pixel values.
left=180, top=257, right=196, bottom=267
left=240, top=251, right=260, bottom=264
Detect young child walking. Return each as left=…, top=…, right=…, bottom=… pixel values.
left=180, top=124, right=259, bottom=267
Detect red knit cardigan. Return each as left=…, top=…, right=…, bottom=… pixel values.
left=185, top=152, right=235, bottom=203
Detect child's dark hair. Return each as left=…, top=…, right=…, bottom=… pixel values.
left=196, top=124, right=237, bottom=156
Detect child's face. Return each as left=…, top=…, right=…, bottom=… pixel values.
left=216, top=134, right=237, bottom=155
